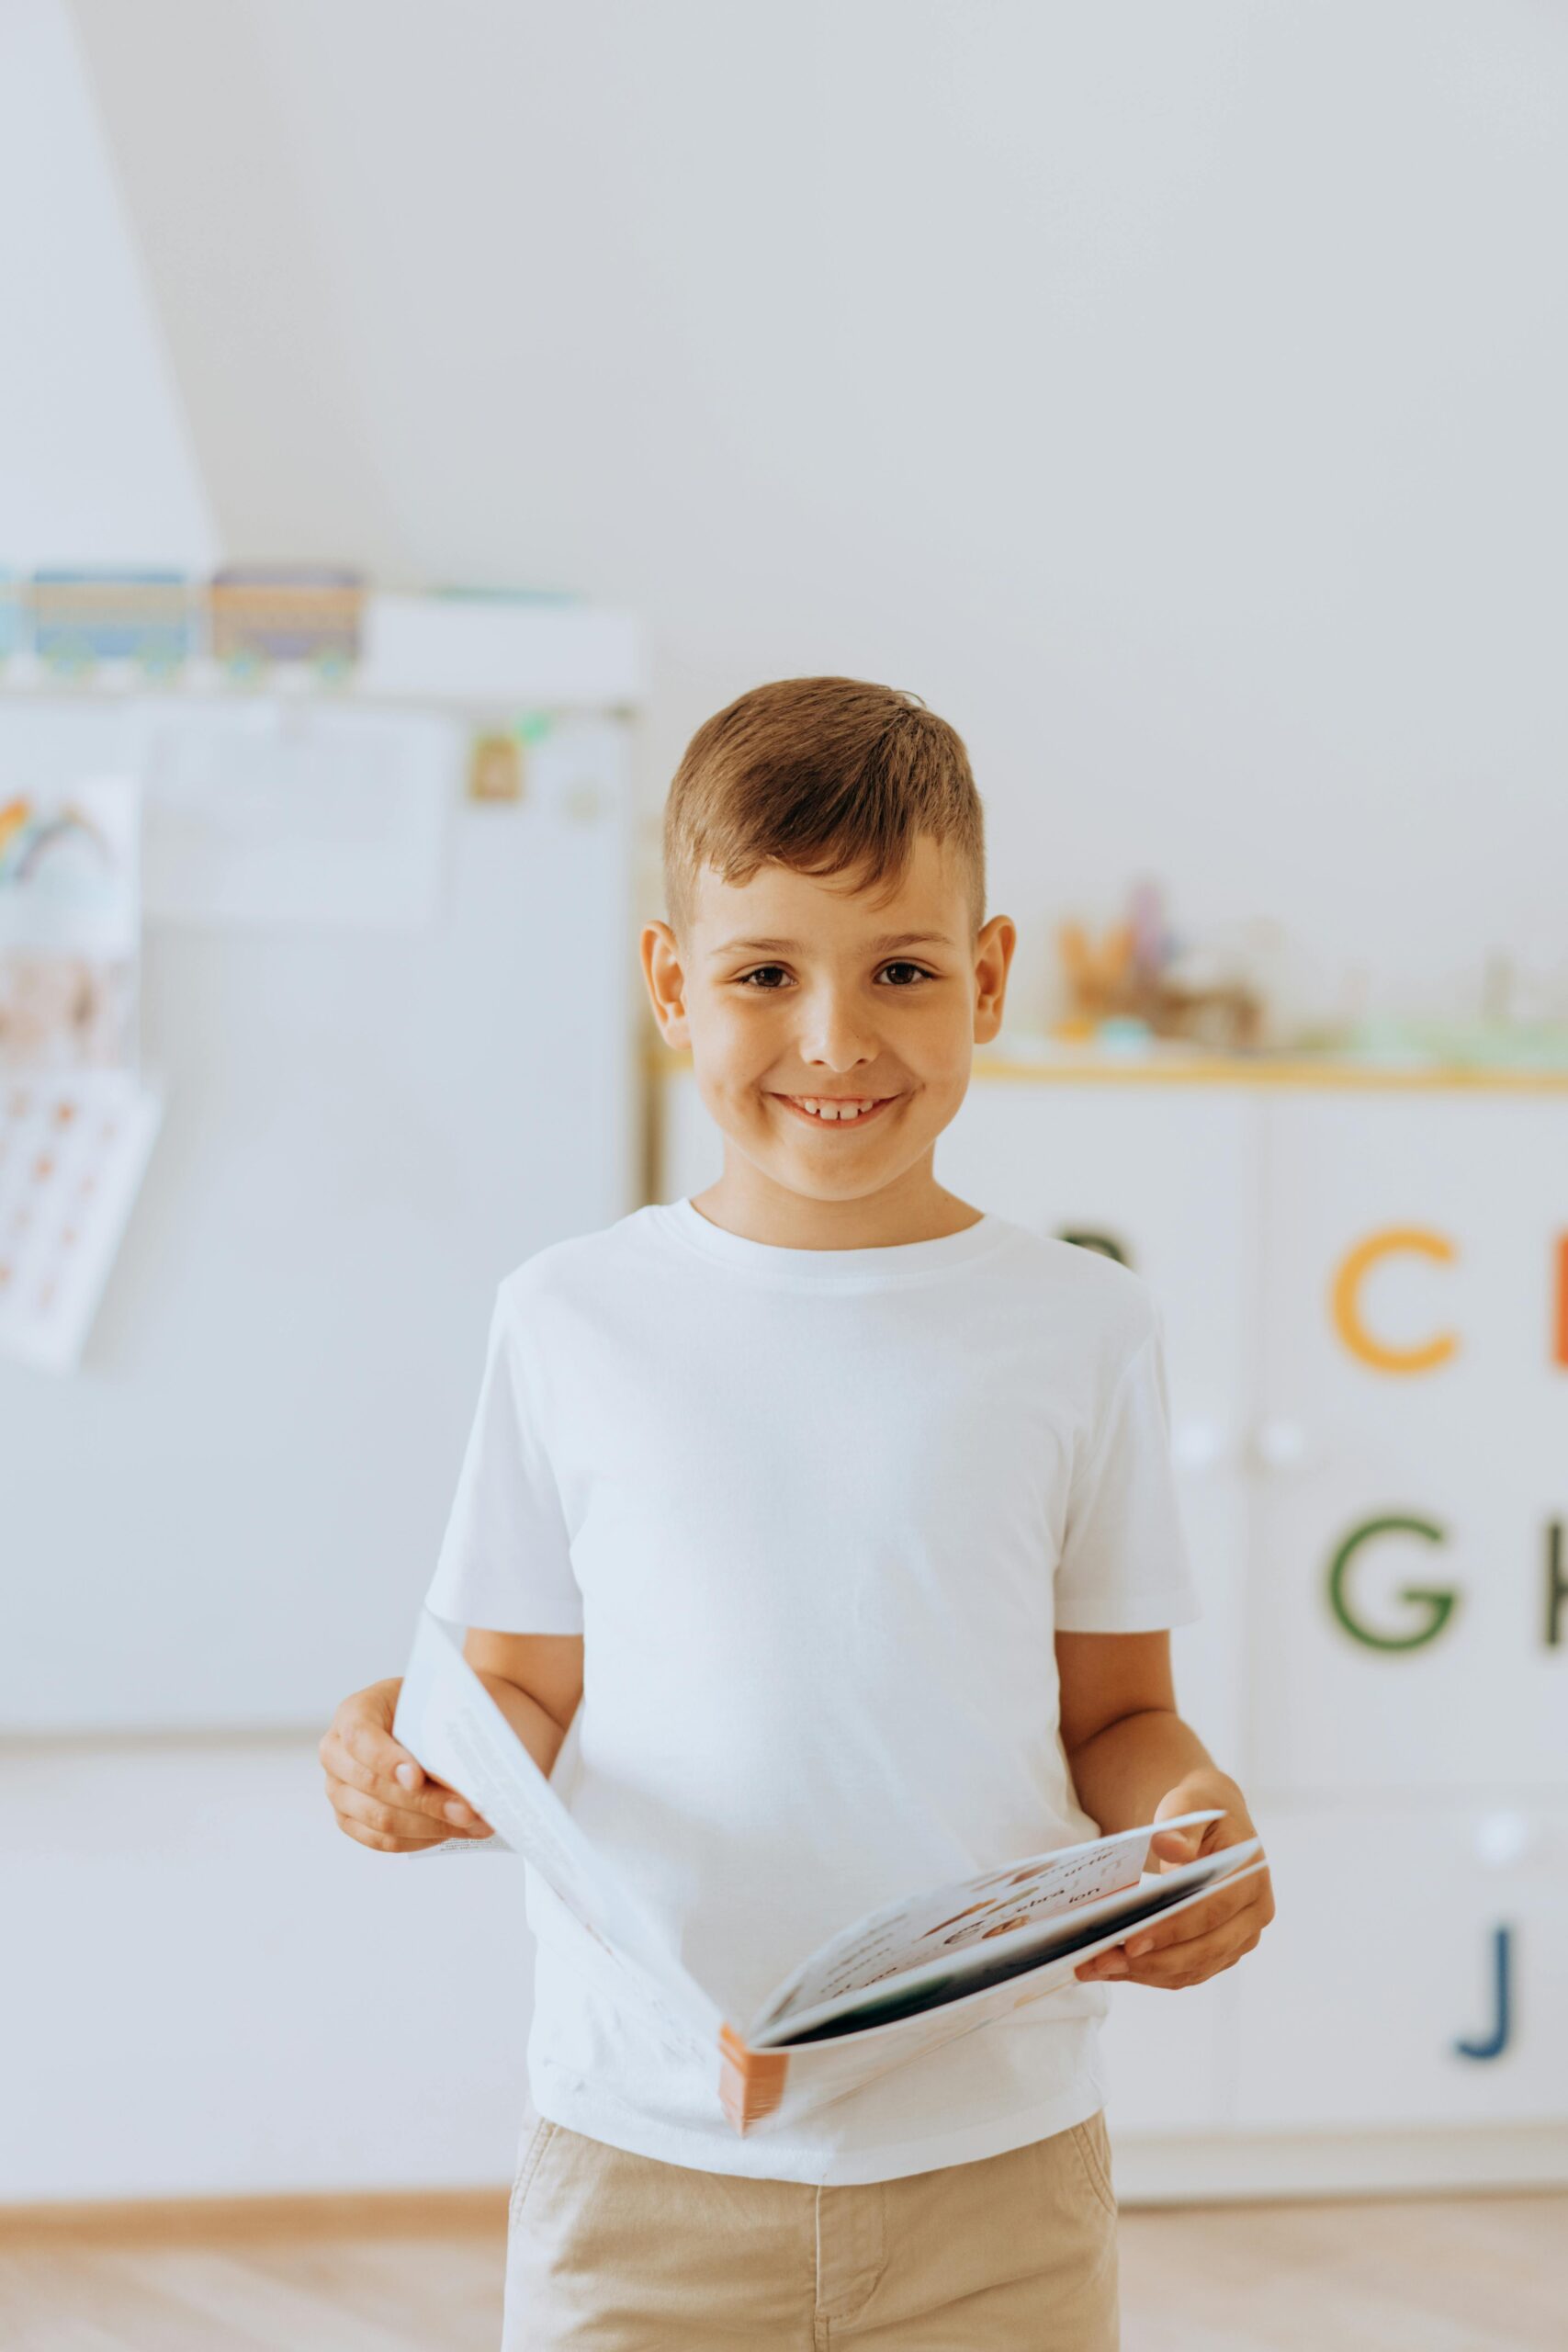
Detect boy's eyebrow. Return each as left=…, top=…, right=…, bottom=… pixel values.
left=708, top=931, right=954, bottom=958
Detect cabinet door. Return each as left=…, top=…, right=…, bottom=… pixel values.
left=1098, top=1966, right=1239, bottom=2134
left=1250, top=1094, right=1568, bottom=1798
left=1229, top=1803, right=1568, bottom=2129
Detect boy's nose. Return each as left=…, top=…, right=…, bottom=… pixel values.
left=796, top=1000, right=880, bottom=1069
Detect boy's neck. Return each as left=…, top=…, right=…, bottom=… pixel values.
left=688, top=1161, right=986, bottom=1251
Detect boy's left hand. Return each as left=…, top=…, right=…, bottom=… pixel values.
left=1075, top=1770, right=1275, bottom=1990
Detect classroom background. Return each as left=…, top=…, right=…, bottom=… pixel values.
left=4, top=3, right=1564, bottom=2346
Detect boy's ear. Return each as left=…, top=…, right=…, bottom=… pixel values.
left=640, top=920, right=692, bottom=1048
left=972, top=914, right=1016, bottom=1045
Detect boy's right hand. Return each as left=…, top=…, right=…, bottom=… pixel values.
left=319, top=1677, right=494, bottom=1851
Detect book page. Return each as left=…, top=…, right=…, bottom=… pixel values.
left=748, top=1810, right=1224, bottom=2040
left=393, top=1608, right=723, bottom=2056
left=734, top=1855, right=1275, bottom=2136
left=776, top=1844, right=1263, bottom=2046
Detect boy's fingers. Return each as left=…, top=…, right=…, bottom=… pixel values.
left=1134, top=1846, right=1272, bottom=1951
left=341, top=1711, right=421, bottom=1786
left=322, top=1734, right=483, bottom=1827
left=329, top=1776, right=491, bottom=1846
left=1128, top=1872, right=1259, bottom=1956
left=319, top=1682, right=419, bottom=1786
left=333, top=1807, right=452, bottom=1855
left=1122, top=1891, right=1269, bottom=1981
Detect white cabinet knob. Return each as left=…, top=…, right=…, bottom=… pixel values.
left=1250, top=1419, right=1316, bottom=1473
left=1171, top=1419, right=1228, bottom=1472
left=1473, top=1811, right=1535, bottom=1869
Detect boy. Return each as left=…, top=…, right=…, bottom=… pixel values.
left=321, top=676, right=1275, bottom=2349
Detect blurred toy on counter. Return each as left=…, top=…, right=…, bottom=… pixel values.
left=209, top=565, right=365, bottom=683
left=31, top=570, right=191, bottom=680
left=1055, top=879, right=1265, bottom=1052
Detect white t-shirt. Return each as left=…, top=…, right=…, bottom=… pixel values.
left=423, top=1196, right=1201, bottom=2185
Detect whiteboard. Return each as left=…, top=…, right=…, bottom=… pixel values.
left=1, top=707, right=638, bottom=1732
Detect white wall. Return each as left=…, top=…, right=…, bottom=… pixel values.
left=4, top=1746, right=533, bottom=2201
left=71, top=0, right=1568, bottom=1032
left=0, top=0, right=214, bottom=565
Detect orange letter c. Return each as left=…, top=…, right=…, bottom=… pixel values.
left=1332, top=1227, right=1459, bottom=1374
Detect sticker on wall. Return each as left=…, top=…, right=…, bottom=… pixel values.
left=1544, top=1521, right=1566, bottom=1650
left=1325, top=1513, right=1458, bottom=1652
left=561, top=777, right=604, bottom=825
left=0, top=775, right=141, bottom=1073
left=468, top=731, right=525, bottom=804
left=0, top=1071, right=162, bottom=1372
left=1331, top=1227, right=1458, bottom=1374
left=1452, top=1923, right=1513, bottom=2063
left=138, top=704, right=453, bottom=930
left=1056, top=1229, right=1133, bottom=1267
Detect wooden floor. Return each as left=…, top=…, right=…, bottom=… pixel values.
left=2, top=2188, right=1563, bottom=2350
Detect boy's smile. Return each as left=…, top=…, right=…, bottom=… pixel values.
left=772, top=1090, right=899, bottom=1125
left=642, top=832, right=1016, bottom=1249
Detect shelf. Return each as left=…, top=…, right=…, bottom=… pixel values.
left=0, top=594, right=643, bottom=710
left=646, top=1046, right=1568, bottom=1095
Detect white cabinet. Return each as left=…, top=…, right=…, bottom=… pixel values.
left=657, top=1055, right=1568, bottom=2182
left=1097, top=1968, right=1239, bottom=2134
left=1229, top=1803, right=1568, bottom=2130
left=1250, top=1094, right=1568, bottom=1799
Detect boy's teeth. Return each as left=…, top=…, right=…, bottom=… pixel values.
left=793, top=1096, right=875, bottom=1120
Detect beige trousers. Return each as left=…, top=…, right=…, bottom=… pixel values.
left=502, top=2102, right=1120, bottom=2350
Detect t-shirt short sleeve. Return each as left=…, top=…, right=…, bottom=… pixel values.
left=1054, top=1310, right=1203, bottom=1634
left=422, top=1279, right=584, bottom=1634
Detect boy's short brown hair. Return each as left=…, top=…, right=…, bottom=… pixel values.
left=662, top=676, right=986, bottom=944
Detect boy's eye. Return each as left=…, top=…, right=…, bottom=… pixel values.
left=734, top=962, right=935, bottom=990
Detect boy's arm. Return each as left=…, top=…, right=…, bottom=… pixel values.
left=400, top=1631, right=584, bottom=1853
left=462, top=1628, right=584, bottom=1781
left=1056, top=1628, right=1275, bottom=1989
left=1055, top=1628, right=1219, bottom=1833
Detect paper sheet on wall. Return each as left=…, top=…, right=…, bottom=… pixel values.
left=138, top=704, right=455, bottom=929
left=0, top=773, right=141, bottom=1072
left=0, top=1070, right=162, bottom=1370
left=0, top=771, right=159, bottom=1368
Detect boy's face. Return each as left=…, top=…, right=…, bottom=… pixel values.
left=641, top=832, right=1015, bottom=1229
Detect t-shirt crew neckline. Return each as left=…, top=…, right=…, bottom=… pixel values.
left=658, top=1194, right=1011, bottom=1285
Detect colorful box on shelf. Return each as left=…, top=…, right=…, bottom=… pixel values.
left=208, top=565, right=365, bottom=679
left=30, top=570, right=192, bottom=676
left=0, top=577, right=643, bottom=708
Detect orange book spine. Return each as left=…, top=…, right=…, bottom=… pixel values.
left=716, top=2026, right=789, bottom=2134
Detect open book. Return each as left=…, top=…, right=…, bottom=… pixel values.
left=393, top=1608, right=1267, bottom=2136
